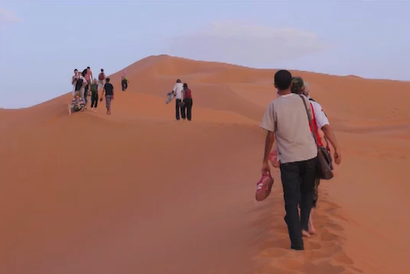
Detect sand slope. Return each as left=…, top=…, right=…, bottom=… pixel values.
left=1, top=55, right=410, bottom=274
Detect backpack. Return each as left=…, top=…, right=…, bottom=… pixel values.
left=90, top=84, right=98, bottom=93
left=75, top=78, right=84, bottom=91
left=99, top=73, right=105, bottom=80
left=82, top=69, right=87, bottom=77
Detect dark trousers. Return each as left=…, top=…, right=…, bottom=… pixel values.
left=84, top=85, right=89, bottom=104
left=90, top=92, right=98, bottom=108
left=121, top=79, right=128, bottom=91
left=279, top=156, right=318, bottom=250
left=182, top=98, right=193, bottom=121
left=175, top=99, right=183, bottom=120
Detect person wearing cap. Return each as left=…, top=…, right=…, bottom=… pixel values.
left=291, top=76, right=342, bottom=235
left=172, top=79, right=184, bottom=120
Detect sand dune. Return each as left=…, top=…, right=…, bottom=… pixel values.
left=1, top=54, right=410, bottom=274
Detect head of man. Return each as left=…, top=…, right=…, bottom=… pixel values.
left=176, top=79, right=181, bottom=83
left=274, top=70, right=293, bottom=93
left=302, top=81, right=310, bottom=97
left=74, top=69, right=78, bottom=75
left=291, top=77, right=304, bottom=94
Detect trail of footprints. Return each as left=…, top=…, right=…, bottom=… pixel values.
left=254, top=186, right=363, bottom=274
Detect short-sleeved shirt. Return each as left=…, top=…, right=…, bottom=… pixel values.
left=104, top=83, right=114, bottom=96
left=260, top=93, right=317, bottom=164
left=310, top=100, right=329, bottom=129
left=173, top=83, right=184, bottom=99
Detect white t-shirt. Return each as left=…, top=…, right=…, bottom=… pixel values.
left=72, top=75, right=79, bottom=93
left=309, top=100, right=329, bottom=129
left=173, top=83, right=184, bottom=99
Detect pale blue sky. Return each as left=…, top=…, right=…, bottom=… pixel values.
left=0, top=1, right=409, bottom=109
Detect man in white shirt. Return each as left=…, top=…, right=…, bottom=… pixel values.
left=301, top=80, right=341, bottom=234
left=172, top=79, right=184, bottom=120
left=260, top=70, right=318, bottom=251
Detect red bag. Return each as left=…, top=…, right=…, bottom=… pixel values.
left=255, top=174, right=274, bottom=201
left=99, top=73, right=105, bottom=80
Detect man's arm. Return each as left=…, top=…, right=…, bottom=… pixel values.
left=321, top=125, right=339, bottom=151
left=263, top=131, right=275, bottom=164
left=321, top=125, right=341, bottom=164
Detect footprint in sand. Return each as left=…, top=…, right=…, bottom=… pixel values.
left=320, top=230, right=339, bottom=242
left=326, top=222, right=344, bottom=231
left=334, top=251, right=355, bottom=265
left=259, top=247, right=287, bottom=258
left=303, top=261, right=347, bottom=274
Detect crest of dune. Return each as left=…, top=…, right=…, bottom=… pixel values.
left=1, top=54, right=410, bottom=274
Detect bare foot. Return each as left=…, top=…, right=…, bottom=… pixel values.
left=302, top=230, right=310, bottom=237
left=308, top=223, right=316, bottom=235
left=309, top=212, right=316, bottom=235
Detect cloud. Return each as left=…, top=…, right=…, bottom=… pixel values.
left=0, top=7, right=23, bottom=26
left=165, top=21, right=331, bottom=66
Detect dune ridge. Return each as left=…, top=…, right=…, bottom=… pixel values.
left=1, top=54, right=410, bottom=274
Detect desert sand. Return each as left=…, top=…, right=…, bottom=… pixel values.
left=1, top=54, right=410, bottom=274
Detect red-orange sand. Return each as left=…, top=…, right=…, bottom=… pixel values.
left=1, top=55, right=410, bottom=274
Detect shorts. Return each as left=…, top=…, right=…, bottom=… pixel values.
left=105, top=95, right=113, bottom=110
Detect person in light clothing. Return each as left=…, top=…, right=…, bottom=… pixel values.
left=172, top=79, right=184, bottom=120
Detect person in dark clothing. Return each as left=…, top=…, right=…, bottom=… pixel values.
left=82, top=70, right=90, bottom=106
left=90, top=79, right=99, bottom=111
left=100, top=77, right=114, bottom=115
left=181, top=83, right=193, bottom=121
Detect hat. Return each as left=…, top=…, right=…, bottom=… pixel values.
left=291, top=76, right=304, bottom=94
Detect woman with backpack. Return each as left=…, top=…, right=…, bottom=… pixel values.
left=182, top=83, right=193, bottom=121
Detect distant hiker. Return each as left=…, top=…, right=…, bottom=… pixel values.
left=83, top=70, right=90, bottom=105
left=71, top=69, right=80, bottom=96
left=98, top=69, right=106, bottom=91
left=90, top=79, right=99, bottom=111
left=101, top=77, right=114, bottom=115
left=85, top=66, right=93, bottom=86
left=172, top=79, right=184, bottom=120
left=292, top=77, right=342, bottom=235
left=181, top=83, right=193, bottom=121
left=121, top=71, right=129, bottom=91
left=260, top=70, right=318, bottom=251
left=68, top=92, right=86, bottom=115
left=75, top=71, right=87, bottom=103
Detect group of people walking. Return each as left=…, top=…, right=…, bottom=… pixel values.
left=260, top=70, right=342, bottom=250
left=69, top=67, right=115, bottom=115
left=172, top=79, right=194, bottom=121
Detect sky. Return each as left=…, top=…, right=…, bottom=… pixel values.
left=0, top=0, right=409, bottom=109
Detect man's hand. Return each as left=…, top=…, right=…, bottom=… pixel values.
left=334, top=149, right=341, bottom=165
left=261, top=161, right=271, bottom=175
